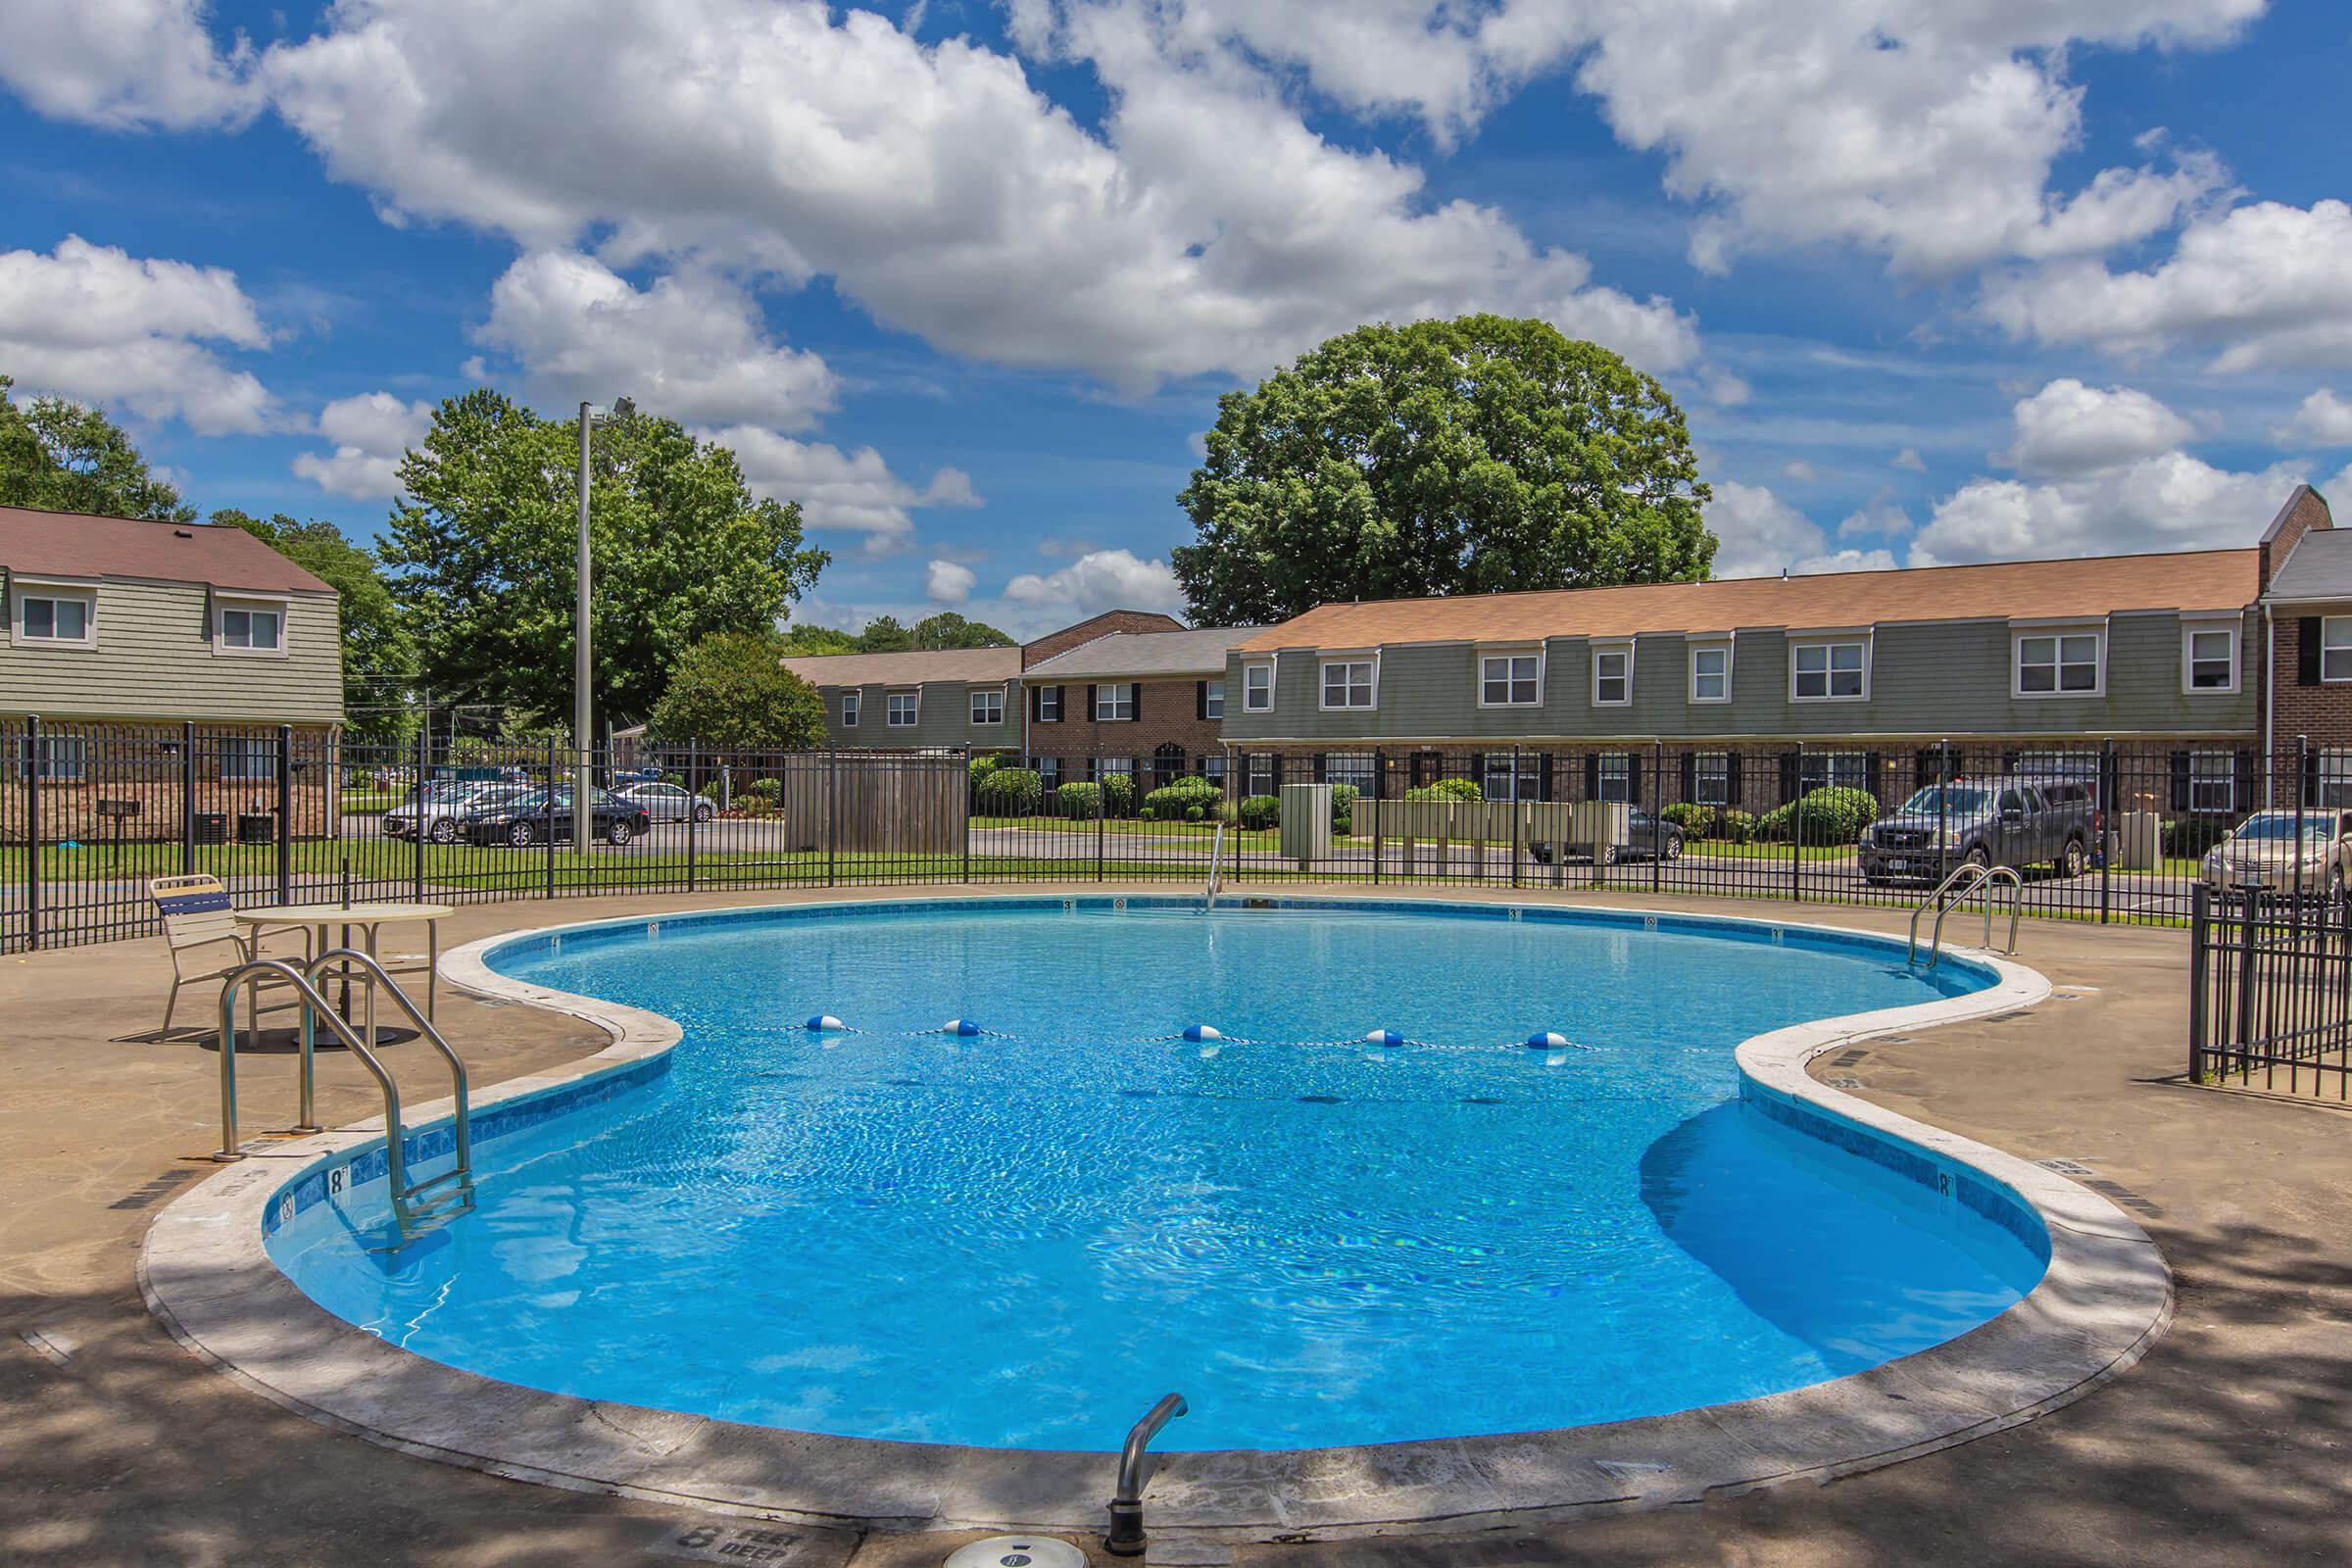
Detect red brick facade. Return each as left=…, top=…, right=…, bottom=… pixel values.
left=2260, top=485, right=2333, bottom=593
left=1018, top=610, right=1184, bottom=668
left=1024, top=675, right=1227, bottom=786
left=2270, top=610, right=2352, bottom=751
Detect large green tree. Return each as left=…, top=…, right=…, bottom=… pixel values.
left=211, top=510, right=421, bottom=746
left=647, top=631, right=827, bottom=748
left=904, top=612, right=1013, bottom=650
left=0, top=373, right=194, bottom=520
left=1170, top=317, right=1714, bottom=625
left=382, top=391, right=829, bottom=734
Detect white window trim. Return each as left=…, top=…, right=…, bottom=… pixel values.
left=1318, top=652, right=1379, bottom=711
left=969, top=685, right=1006, bottom=726
left=1688, top=638, right=1732, bottom=705
left=1789, top=635, right=1871, bottom=703
left=1037, top=685, right=1062, bottom=722
left=1203, top=679, right=1225, bottom=719
left=1591, top=639, right=1635, bottom=708
left=2180, top=617, right=2241, bottom=696
left=213, top=593, right=291, bottom=658
left=841, top=692, right=860, bottom=727
left=1094, top=684, right=1136, bottom=722
left=2188, top=749, right=2236, bottom=814
left=1594, top=750, right=1634, bottom=803
left=1475, top=645, right=1544, bottom=709
left=1241, top=660, right=1277, bottom=712
left=2320, top=616, right=2352, bottom=683
left=2010, top=622, right=2105, bottom=700
left=885, top=689, right=919, bottom=727
left=1693, top=750, right=1733, bottom=807
left=9, top=577, right=99, bottom=649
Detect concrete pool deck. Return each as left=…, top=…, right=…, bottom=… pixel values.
left=5, top=884, right=2349, bottom=1565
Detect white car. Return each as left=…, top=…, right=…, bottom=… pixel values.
left=616, top=781, right=714, bottom=824
left=383, top=780, right=489, bottom=843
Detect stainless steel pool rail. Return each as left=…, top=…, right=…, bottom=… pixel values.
left=1104, top=1391, right=1188, bottom=1556
left=1203, top=822, right=1226, bottom=911
left=213, top=953, right=474, bottom=1238
left=1908, top=862, right=2022, bottom=968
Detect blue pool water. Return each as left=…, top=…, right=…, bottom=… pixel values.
left=266, top=899, right=2046, bottom=1451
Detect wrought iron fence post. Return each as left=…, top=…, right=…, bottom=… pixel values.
left=1096, top=751, right=1106, bottom=884
left=2296, top=735, right=2310, bottom=904
left=1651, top=741, right=1664, bottom=897
left=1510, top=745, right=1524, bottom=890
left=2188, top=882, right=2210, bottom=1081
left=2234, top=884, right=2260, bottom=1054
left=2098, top=737, right=2114, bottom=924
left=544, top=732, right=558, bottom=898
left=826, top=748, right=839, bottom=889
left=960, top=748, right=973, bottom=885
left=275, top=724, right=294, bottom=907
left=179, top=719, right=197, bottom=876
left=1789, top=740, right=1804, bottom=905
left=24, top=715, right=41, bottom=953
left=686, top=737, right=700, bottom=894
left=1937, top=739, right=1951, bottom=887
left=412, top=720, right=427, bottom=905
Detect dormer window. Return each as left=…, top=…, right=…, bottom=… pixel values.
left=10, top=579, right=97, bottom=648
left=1592, top=642, right=1633, bottom=706
left=214, top=596, right=286, bottom=655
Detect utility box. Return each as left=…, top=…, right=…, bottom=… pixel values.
left=2115, top=809, right=2161, bottom=871
left=1279, top=782, right=1333, bottom=862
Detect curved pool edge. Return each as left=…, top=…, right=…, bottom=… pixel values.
left=139, top=891, right=2171, bottom=1544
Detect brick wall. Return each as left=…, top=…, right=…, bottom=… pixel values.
left=1019, top=611, right=1185, bottom=668
left=2271, top=611, right=2352, bottom=750
left=2260, top=485, right=2334, bottom=591
left=1023, top=675, right=1224, bottom=783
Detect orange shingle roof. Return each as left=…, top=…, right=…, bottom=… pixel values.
left=0, top=506, right=335, bottom=594
left=1233, top=549, right=2260, bottom=652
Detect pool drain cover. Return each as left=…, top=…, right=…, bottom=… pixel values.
left=942, top=1538, right=1087, bottom=1568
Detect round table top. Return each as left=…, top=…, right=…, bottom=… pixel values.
left=233, top=903, right=455, bottom=925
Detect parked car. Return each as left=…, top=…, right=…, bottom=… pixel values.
left=1858, top=776, right=2096, bottom=884
left=1530, top=808, right=1684, bottom=864
left=384, top=779, right=499, bottom=843
left=616, top=781, right=714, bottom=824
left=460, top=787, right=651, bottom=848
left=2200, top=808, right=2352, bottom=898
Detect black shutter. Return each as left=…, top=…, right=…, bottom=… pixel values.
left=2169, top=750, right=2190, bottom=811
left=1583, top=754, right=1599, bottom=801
left=2000, top=749, right=2019, bottom=777
left=2305, top=746, right=2322, bottom=808
left=1085, top=684, right=1097, bottom=723
left=1269, top=755, right=1284, bottom=792
left=1537, top=754, right=1554, bottom=803
left=1028, top=684, right=1040, bottom=722
left=2235, top=748, right=2257, bottom=815
left=1626, top=753, right=1642, bottom=807
left=1196, top=680, right=1207, bottom=720
left=1913, top=747, right=1937, bottom=789
left=1864, top=751, right=1883, bottom=805
left=1778, top=752, right=1799, bottom=805
left=1129, top=683, right=1143, bottom=721
left=1727, top=752, right=1744, bottom=808
left=1679, top=751, right=1696, bottom=803
left=1312, top=754, right=1327, bottom=783
left=2300, top=618, right=2323, bottom=685
left=1053, top=685, right=1065, bottom=721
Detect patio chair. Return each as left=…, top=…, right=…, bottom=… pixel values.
left=148, top=875, right=312, bottom=1043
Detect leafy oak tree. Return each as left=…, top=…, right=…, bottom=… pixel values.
left=1170, top=317, right=1714, bottom=625
left=646, top=631, right=827, bottom=749
left=0, top=373, right=195, bottom=521
left=211, top=510, right=420, bottom=745
left=381, top=390, right=829, bottom=734
left=778, top=612, right=1013, bottom=656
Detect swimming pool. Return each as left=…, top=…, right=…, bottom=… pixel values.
left=264, top=897, right=2049, bottom=1452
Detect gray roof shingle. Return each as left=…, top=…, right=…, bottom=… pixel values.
left=2265, top=528, right=2352, bottom=603
left=1020, top=625, right=1262, bottom=678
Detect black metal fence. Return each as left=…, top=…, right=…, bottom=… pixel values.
left=2190, top=885, right=2352, bottom=1099
left=7, top=716, right=2341, bottom=956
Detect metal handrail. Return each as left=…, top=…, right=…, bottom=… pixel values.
left=214, top=960, right=401, bottom=1165
left=308, top=948, right=473, bottom=1194
left=1203, top=821, right=1226, bottom=911
left=1907, top=862, right=2022, bottom=967
left=1104, top=1391, right=1188, bottom=1556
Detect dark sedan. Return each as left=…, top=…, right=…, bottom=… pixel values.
left=1531, top=808, right=1686, bottom=864
left=461, top=787, right=651, bottom=849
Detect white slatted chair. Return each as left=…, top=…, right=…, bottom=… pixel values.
left=149, top=875, right=311, bottom=1042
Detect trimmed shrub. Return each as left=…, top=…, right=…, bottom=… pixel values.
left=740, top=776, right=781, bottom=805
left=1238, top=794, right=1280, bottom=830
left=1144, top=778, right=1221, bottom=819
left=1719, top=808, right=1758, bottom=844
left=1403, top=777, right=1483, bottom=804
left=1215, top=801, right=1240, bottom=825
left=1756, top=786, right=1879, bottom=844
left=974, top=766, right=1042, bottom=817
left=1102, top=770, right=1137, bottom=817
left=969, top=754, right=999, bottom=778
left=1330, top=782, right=1359, bottom=835
left=1660, top=802, right=1717, bottom=837
left=2164, top=814, right=2234, bottom=859
left=1054, top=781, right=1102, bottom=819
left=1185, top=804, right=1206, bottom=823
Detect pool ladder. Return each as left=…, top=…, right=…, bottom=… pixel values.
left=1202, top=821, right=1226, bottom=912
left=1105, top=1391, right=1188, bottom=1555
left=1907, top=862, right=2022, bottom=968
left=214, top=948, right=474, bottom=1238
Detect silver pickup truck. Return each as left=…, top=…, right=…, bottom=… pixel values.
left=1858, top=776, right=2098, bottom=885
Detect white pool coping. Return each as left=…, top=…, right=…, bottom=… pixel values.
left=140, top=892, right=2170, bottom=1545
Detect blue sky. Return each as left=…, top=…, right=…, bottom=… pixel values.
left=4, top=1, right=2349, bottom=637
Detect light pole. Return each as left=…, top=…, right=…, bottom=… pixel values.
left=574, top=397, right=633, bottom=850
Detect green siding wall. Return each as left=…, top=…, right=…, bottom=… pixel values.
left=1221, top=610, right=2257, bottom=743
left=0, top=579, right=341, bottom=724
left=811, top=678, right=1021, bottom=750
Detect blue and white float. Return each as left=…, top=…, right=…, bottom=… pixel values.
left=805, top=1014, right=848, bottom=1033
left=1181, top=1023, right=1224, bottom=1043
left=941, top=1018, right=983, bottom=1037
left=1525, top=1030, right=1571, bottom=1050
left=1364, top=1028, right=1406, bottom=1048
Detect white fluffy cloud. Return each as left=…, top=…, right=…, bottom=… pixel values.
left=1703, top=480, right=1896, bottom=579
left=0, top=0, right=257, bottom=130
left=2278, top=389, right=2352, bottom=449
left=0, top=235, right=272, bottom=433
left=291, top=390, right=432, bottom=498
left=2001, top=378, right=2195, bottom=479
left=257, top=0, right=1701, bottom=391
left=476, top=252, right=836, bottom=430
left=1912, top=451, right=2305, bottom=565
left=923, top=559, right=976, bottom=605
left=713, top=424, right=980, bottom=556
left=1004, top=548, right=1188, bottom=615
left=1984, top=200, right=2352, bottom=370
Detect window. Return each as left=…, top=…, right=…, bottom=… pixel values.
left=2189, top=751, right=2235, bottom=814
left=220, top=737, right=274, bottom=781
left=1480, top=652, right=1540, bottom=707
left=1243, top=662, right=1274, bottom=711
left=1248, top=754, right=1274, bottom=796
left=1800, top=752, right=1869, bottom=793
left=217, top=601, right=285, bottom=653
left=2016, top=750, right=2098, bottom=781
left=17, top=593, right=92, bottom=643
left=2183, top=624, right=2237, bottom=692
left=14, top=735, right=87, bottom=782
left=886, top=691, right=917, bottom=727
left=1792, top=640, right=1865, bottom=700
left=1100, top=756, right=1135, bottom=778
left=1592, top=645, right=1632, bottom=706
left=1201, top=754, right=1226, bottom=785
left=1095, top=684, right=1135, bottom=721
left=1202, top=680, right=1224, bottom=719
left=1595, top=753, right=1633, bottom=803
left=1323, top=753, right=1374, bottom=792
left=1694, top=752, right=1732, bottom=807
left=970, top=687, right=1004, bottom=726
left=841, top=692, right=860, bottom=727
left=1482, top=752, right=1541, bottom=803
left=1036, top=685, right=1061, bottom=722
left=2319, top=750, right=2352, bottom=808
left=1320, top=658, right=1375, bottom=710
left=1035, top=756, right=1062, bottom=792
left=1689, top=644, right=1730, bottom=703
left=2321, top=617, right=2352, bottom=682
left=2016, top=631, right=2101, bottom=696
